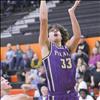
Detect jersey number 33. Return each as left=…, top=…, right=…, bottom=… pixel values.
left=60, top=58, right=72, bottom=69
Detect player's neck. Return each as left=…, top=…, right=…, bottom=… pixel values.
left=55, top=42, right=62, bottom=47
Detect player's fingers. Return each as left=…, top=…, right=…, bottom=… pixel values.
left=74, top=0, right=80, bottom=7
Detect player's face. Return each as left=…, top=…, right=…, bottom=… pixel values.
left=1, top=77, right=12, bottom=90
left=48, top=28, right=62, bottom=43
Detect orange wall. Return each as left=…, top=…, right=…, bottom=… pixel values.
left=85, top=37, right=100, bottom=54
left=0, top=37, right=100, bottom=61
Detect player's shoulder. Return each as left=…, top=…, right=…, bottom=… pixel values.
left=41, top=42, right=53, bottom=59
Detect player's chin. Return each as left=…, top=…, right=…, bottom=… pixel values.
left=54, top=38, right=61, bottom=42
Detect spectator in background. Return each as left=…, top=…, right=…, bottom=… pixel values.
left=31, top=54, right=42, bottom=69
left=90, top=61, right=100, bottom=89
left=38, top=86, right=48, bottom=100
left=26, top=45, right=34, bottom=61
left=76, top=57, right=86, bottom=68
left=83, top=67, right=92, bottom=84
left=37, top=64, right=47, bottom=96
left=1, top=61, right=10, bottom=81
left=95, top=40, right=100, bottom=54
left=21, top=69, right=39, bottom=91
left=38, top=65, right=47, bottom=86
left=20, top=53, right=31, bottom=70
left=0, top=62, right=3, bottom=76
left=76, top=35, right=89, bottom=55
left=5, top=43, right=15, bottom=71
left=1, top=76, right=33, bottom=100
left=88, top=47, right=100, bottom=68
left=96, top=89, right=100, bottom=100
left=73, top=49, right=89, bottom=65
left=73, top=35, right=89, bottom=64
left=21, top=68, right=45, bottom=98
left=76, top=57, right=87, bottom=81
left=78, top=81, right=94, bottom=100
left=15, top=44, right=24, bottom=70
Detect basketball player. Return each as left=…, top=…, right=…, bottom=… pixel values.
left=1, top=76, right=33, bottom=100
left=39, top=0, right=81, bottom=100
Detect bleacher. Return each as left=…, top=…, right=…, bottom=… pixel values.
left=0, top=0, right=38, bottom=38
left=1, top=11, right=29, bottom=31
left=1, top=0, right=100, bottom=39
left=20, top=0, right=100, bottom=37
left=0, top=1, right=59, bottom=38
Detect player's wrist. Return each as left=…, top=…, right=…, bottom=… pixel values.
left=68, top=8, right=75, bottom=14
left=70, top=0, right=80, bottom=11
left=40, top=0, right=46, bottom=6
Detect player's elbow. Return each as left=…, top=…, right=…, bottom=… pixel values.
left=73, top=28, right=81, bottom=39
left=74, top=34, right=81, bottom=40
left=76, top=35, right=81, bottom=39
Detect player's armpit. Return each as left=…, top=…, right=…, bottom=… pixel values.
left=66, top=36, right=80, bottom=52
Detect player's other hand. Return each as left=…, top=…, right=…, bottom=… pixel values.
left=74, top=0, right=80, bottom=7
left=68, top=0, right=80, bottom=13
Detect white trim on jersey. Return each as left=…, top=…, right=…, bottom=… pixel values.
left=52, top=96, right=55, bottom=100
left=42, top=42, right=53, bottom=61
left=48, top=95, right=55, bottom=100
left=48, top=57, right=55, bottom=92
left=43, top=61, right=51, bottom=91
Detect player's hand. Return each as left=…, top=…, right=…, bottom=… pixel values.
left=40, top=0, right=46, bottom=5
left=68, top=0, right=80, bottom=13
left=73, top=0, right=80, bottom=8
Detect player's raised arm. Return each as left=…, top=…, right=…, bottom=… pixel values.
left=66, top=0, right=81, bottom=52
left=39, top=0, right=49, bottom=46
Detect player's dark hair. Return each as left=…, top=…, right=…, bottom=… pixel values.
left=48, top=24, right=69, bottom=45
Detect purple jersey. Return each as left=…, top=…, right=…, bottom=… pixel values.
left=43, top=43, right=76, bottom=93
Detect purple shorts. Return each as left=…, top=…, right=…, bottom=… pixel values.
left=47, top=89, right=79, bottom=100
